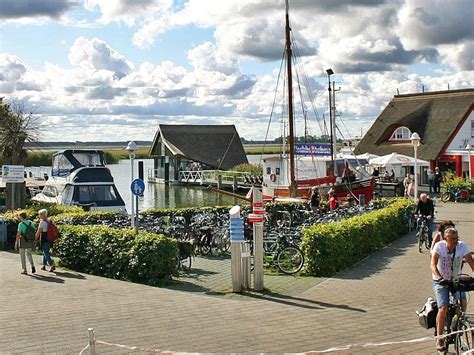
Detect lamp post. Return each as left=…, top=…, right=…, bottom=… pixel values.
left=467, top=143, right=472, bottom=179
left=326, top=68, right=335, bottom=175
left=411, top=132, right=421, bottom=201
left=126, top=141, right=137, bottom=227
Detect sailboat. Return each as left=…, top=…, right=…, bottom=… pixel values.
left=261, top=0, right=375, bottom=203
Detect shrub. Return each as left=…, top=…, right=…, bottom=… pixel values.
left=55, top=225, right=176, bottom=286
left=300, top=198, right=414, bottom=276
left=442, top=170, right=474, bottom=194
left=230, top=163, right=263, bottom=176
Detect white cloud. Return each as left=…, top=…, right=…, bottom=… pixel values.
left=68, top=37, right=134, bottom=78
left=0, top=54, right=27, bottom=93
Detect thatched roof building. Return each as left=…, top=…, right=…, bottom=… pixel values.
left=149, top=125, right=248, bottom=182
left=355, top=88, right=474, bottom=178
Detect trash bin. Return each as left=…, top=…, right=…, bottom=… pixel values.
left=0, top=217, right=7, bottom=249
left=359, top=194, right=366, bottom=206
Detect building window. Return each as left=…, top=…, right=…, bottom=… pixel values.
left=266, top=167, right=271, bottom=174
left=471, top=120, right=474, bottom=138
left=390, top=126, right=411, bottom=141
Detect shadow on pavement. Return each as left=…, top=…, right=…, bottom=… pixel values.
left=241, top=290, right=366, bottom=312
left=53, top=271, right=86, bottom=280
left=176, top=268, right=219, bottom=279
left=166, top=280, right=212, bottom=293
left=30, top=274, right=65, bottom=283
left=332, top=232, right=418, bottom=280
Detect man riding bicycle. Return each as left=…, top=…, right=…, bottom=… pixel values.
left=431, top=228, right=474, bottom=351
left=415, top=193, right=434, bottom=246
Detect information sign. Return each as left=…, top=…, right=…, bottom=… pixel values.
left=1, top=165, right=25, bottom=183
left=229, top=217, right=244, bottom=242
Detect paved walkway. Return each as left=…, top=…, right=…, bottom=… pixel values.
left=1, top=201, right=473, bottom=354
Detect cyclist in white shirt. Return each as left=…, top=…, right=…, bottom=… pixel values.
left=431, top=228, right=474, bottom=351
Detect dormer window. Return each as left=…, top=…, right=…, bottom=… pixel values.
left=390, top=126, right=411, bottom=141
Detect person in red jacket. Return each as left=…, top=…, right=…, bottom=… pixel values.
left=328, top=190, right=338, bottom=210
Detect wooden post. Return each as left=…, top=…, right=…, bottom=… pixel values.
left=5, top=182, right=25, bottom=210
left=233, top=175, right=238, bottom=192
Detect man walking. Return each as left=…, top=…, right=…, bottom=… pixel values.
left=434, top=167, right=442, bottom=194
left=15, top=211, right=36, bottom=275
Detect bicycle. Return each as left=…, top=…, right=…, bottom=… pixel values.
left=437, top=275, right=474, bottom=354
left=176, top=240, right=193, bottom=271
left=249, top=233, right=304, bottom=275
left=415, top=215, right=431, bottom=252
left=441, top=186, right=471, bottom=203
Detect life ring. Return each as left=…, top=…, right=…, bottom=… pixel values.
left=270, top=173, right=277, bottom=182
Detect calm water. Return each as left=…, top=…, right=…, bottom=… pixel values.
left=109, top=159, right=243, bottom=212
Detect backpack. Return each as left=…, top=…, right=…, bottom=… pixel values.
left=22, top=221, right=36, bottom=242
left=46, top=221, right=61, bottom=243
left=416, top=297, right=438, bottom=329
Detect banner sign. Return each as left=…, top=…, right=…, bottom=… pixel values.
left=294, top=143, right=331, bottom=156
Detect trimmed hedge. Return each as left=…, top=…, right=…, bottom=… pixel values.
left=301, top=198, right=414, bottom=276
left=55, top=225, right=177, bottom=286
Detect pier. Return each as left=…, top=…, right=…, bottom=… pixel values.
left=147, top=169, right=262, bottom=190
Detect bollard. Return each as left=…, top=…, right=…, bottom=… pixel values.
left=252, top=187, right=264, bottom=291
left=359, top=194, right=365, bottom=206
left=88, top=328, right=96, bottom=355
left=229, top=205, right=243, bottom=292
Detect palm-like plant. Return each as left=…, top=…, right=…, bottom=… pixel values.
left=0, top=101, right=39, bottom=165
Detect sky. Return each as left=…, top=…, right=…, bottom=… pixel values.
left=1, top=0, right=473, bottom=142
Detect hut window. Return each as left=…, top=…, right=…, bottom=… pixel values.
left=266, top=167, right=271, bottom=174
left=390, top=126, right=411, bottom=141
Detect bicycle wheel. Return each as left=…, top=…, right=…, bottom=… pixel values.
left=180, top=256, right=192, bottom=271
left=441, top=192, right=451, bottom=203
left=417, top=232, right=424, bottom=253
left=276, top=246, right=304, bottom=274
left=454, top=319, right=472, bottom=354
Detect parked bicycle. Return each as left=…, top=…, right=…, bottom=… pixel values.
left=441, top=186, right=471, bottom=203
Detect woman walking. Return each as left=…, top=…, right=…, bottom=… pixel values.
left=15, top=211, right=36, bottom=275
left=35, top=209, right=55, bottom=272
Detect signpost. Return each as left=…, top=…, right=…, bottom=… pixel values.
left=2, top=165, right=25, bottom=210
left=229, top=205, right=243, bottom=292
left=250, top=187, right=264, bottom=291
left=130, top=178, right=145, bottom=232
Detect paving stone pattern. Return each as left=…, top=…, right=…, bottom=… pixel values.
left=0, top=201, right=473, bottom=354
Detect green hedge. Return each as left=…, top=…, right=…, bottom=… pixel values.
left=55, top=225, right=177, bottom=286
left=301, top=198, right=414, bottom=276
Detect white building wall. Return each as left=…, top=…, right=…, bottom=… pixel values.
left=445, top=110, right=474, bottom=153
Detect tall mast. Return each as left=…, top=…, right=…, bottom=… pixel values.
left=285, top=0, right=296, bottom=195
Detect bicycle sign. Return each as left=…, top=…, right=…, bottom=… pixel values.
left=229, top=217, right=244, bottom=243
left=131, top=178, right=145, bottom=196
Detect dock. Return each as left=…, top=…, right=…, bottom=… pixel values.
left=147, top=169, right=262, bottom=190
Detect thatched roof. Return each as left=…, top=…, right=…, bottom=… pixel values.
left=355, top=89, right=474, bottom=160
left=149, top=124, right=248, bottom=170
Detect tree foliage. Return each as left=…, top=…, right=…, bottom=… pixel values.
left=0, top=101, right=39, bottom=165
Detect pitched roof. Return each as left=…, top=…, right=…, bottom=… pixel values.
left=355, top=89, right=474, bottom=160
left=149, top=124, right=248, bottom=170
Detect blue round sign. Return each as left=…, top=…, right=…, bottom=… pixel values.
left=131, top=178, right=145, bottom=196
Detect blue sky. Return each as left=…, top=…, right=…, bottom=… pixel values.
left=0, top=0, right=473, bottom=142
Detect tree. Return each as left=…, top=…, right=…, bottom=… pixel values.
left=0, top=101, right=39, bottom=165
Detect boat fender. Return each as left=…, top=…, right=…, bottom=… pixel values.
left=270, top=173, right=277, bottom=182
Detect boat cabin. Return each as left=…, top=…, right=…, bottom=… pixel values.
left=52, top=150, right=106, bottom=177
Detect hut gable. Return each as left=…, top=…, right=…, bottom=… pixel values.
left=149, top=124, right=248, bottom=170
left=355, top=89, right=474, bottom=160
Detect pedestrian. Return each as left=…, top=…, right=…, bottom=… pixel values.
left=431, top=228, right=474, bottom=351
left=403, top=173, right=412, bottom=197
left=35, top=209, right=55, bottom=272
left=390, top=169, right=395, bottom=181
left=434, top=167, right=442, bottom=194
left=328, top=190, right=338, bottom=210
left=427, top=169, right=435, bottom=193
left=431, top=220, right=455, bottom=250
left=15, top=211, right=36, bottom=275
left=309, top=188, right=320, bottom=213
left=372, top=167, right=379, bottom=178
left=415, top=193, right=435, bottom=245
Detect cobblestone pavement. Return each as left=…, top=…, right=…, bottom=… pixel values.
left=1, top=201, right=473, bottom=354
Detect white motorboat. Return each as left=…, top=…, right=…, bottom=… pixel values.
left=32, top=150, right=126, bottom=212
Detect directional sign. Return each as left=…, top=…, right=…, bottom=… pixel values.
left=1, top=165, right=25, bottom=183
left=131, top=178, right=145, bottom=196
left=229, top=217, right=244, bottom=242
